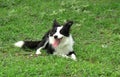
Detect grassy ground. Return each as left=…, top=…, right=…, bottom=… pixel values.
left=0, top=0, right=120, bottom=77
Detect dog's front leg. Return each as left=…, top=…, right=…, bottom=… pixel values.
left=36, top=39, right=48, bottom=55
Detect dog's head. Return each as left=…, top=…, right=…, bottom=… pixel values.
left=49, top=20, right=73, bottom=48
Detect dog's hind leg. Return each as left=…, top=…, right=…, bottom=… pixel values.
left=36, top=39, right=48, bottom=55
left=67, top=51, right=77, bottom=61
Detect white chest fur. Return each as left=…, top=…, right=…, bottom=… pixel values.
left=53, top=35, right=74, bottom=55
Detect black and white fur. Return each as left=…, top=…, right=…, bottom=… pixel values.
left=14, top=20, right=77, bottom=60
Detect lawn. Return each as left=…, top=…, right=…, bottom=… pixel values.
left=0, top=0, right=120, bottom=77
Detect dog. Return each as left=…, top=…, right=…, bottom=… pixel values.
left=14, top=20, right=77, bottom=60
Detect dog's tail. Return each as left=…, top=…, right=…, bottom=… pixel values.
left=14, top=41, right=41, bottom=49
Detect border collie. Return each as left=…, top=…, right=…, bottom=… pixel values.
left=14, top=20, right=77, bottom=60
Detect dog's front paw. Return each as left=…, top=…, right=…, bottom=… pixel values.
left=36, top=49, right=41, bottom=55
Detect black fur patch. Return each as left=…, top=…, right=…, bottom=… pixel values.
left=23, top=41, right=41, bottom=49
left=45, top=43, right=55, bottom=54
left=67, top=51, right=75, bottom=56
left=60, top=21, right=73, bottom=37
left=49, top=27, right=57, bottom=36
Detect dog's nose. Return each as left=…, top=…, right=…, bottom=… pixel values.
left=54, top=35, right=58, bottom=39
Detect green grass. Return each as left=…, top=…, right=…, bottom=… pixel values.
left=0, top=0, right=120, bottom=77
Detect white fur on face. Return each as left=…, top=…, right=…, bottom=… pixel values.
left=49, top=26, right=63, bottom=45
left=53, top=26, right=63, bottom=39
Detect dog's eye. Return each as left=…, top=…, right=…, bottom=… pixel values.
left=50, top=28, right=57, bottom=36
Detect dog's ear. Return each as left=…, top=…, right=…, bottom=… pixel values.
left=64, top=20, right=73, bottom=27
left=63, top=20, right=73, bottom=30
left=60, top=21, right=73, bottom=36
left=53, top=19, right=60, bottom=27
